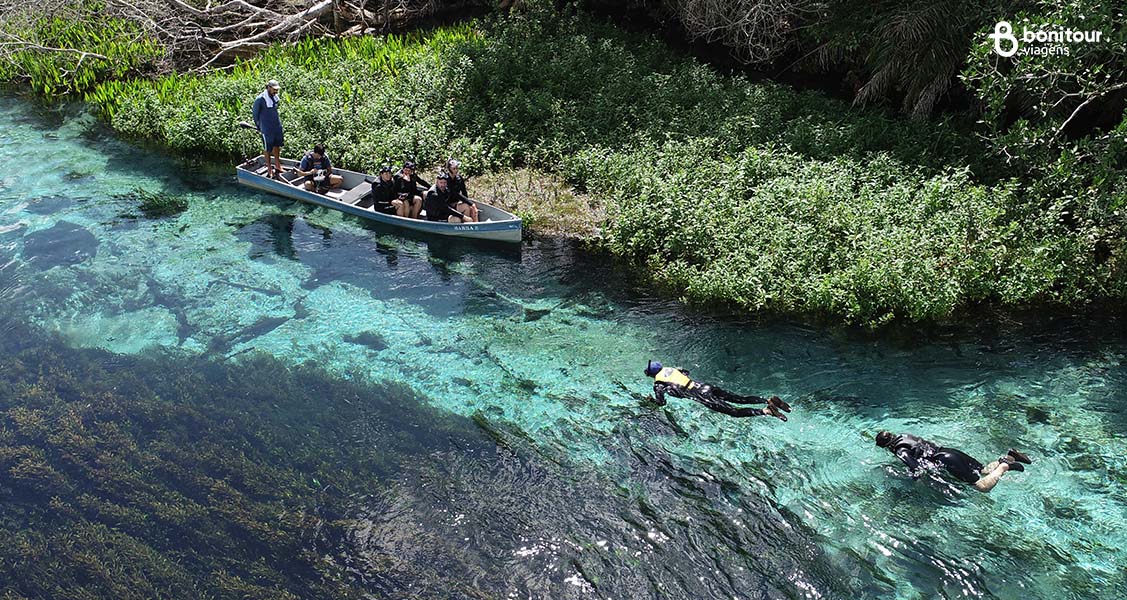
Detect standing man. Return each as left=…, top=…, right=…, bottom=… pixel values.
left=252, top=79, right=285, bottom=179
left=643, top=360, right=791, bottom=421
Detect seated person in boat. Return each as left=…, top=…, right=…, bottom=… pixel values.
left=367, top=163, right=400, bottom=215
left=445, top=158, right=479, bottom=222
left=393, top=160, right=428, bottom=219
left=423, top=172, right=470, bottom=223
left=296, top=144, right=343, bottom=193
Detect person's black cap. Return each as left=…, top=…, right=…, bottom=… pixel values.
left=379, top=163, right=392, bottom=173
left=436, top=171, right=449, bottom=180
left=403, top=161, right=417, bottom=170
left=875, top=431, right=894, bottom=447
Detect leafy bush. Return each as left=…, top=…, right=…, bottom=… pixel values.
left=961, top=0, right=1127, bottom=210
left=572, top=140, right=1125, bottom=324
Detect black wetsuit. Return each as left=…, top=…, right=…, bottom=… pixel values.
left=423, top=185, right=459, bottom=222
left=365, top=176, right=397, bottom=213
left=393, top=172, right=430, bottom=201
left=883, top=433, right=984, bottom=484
left=448, top=174, right=473, bottom=205
left=652, top=368, right=772, bottom=418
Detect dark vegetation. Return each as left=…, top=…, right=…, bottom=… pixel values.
left=116, top=187, right=191, bottom=218
left=0, top=0, right=1124, bottom=326
left=0, top=325, right=482, bottom=599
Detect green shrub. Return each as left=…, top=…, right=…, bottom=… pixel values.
left=0, top=4, right=162, bottom=96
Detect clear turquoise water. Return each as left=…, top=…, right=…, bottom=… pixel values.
left=1, top=96, right=1125, bottom=599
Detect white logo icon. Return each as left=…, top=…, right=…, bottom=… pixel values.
left=990, top=21, right=1019, bottom=57
left=988, top=20, right=1102, bottom=57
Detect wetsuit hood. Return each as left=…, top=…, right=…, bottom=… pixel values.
left=875, top=431, right=894, bottom=448
left=645, top=360, right=662, bottom=377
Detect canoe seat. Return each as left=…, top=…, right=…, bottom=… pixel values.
left=337, top=182, right=372, bottom=205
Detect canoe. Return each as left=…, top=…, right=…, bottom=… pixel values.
left=236, top=157, right=523, bottom=243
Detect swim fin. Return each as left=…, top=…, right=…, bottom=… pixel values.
left=1000, top=456, right=1025, bottom=472
left=764, top=405, right=788, bottom=422
left=767, top=396, right=791, bottom=413
left=1007, top=449, right=1032, bottom=464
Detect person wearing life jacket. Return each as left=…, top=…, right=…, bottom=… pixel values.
left=875, top=431, right=1032, bottom=492
left=643, top=360, right=791, bottom=420
left=296, top=144, right=343, bottom=193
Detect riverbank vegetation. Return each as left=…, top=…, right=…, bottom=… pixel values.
left=1, top=1, right=1123, bottom=326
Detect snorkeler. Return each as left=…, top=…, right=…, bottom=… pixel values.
left=643, top=360, right=791, bottom=421
left=875, top=431, right=1032, bottom=492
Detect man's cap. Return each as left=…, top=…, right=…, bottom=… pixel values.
left=644, top=360, right=662, bottom=377
left=403, top=161, right=417, bottom=170
left=379, top=164, right=392, bottom=173
left=266, top=79, right=281, bottom=89
left=436, top=171, right=450, bottom=181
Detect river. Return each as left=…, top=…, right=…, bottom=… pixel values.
left=1, top=95, right=1125, bottom=599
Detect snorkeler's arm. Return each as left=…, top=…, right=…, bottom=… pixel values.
left=895, top=447, right=920, bottom=471
left=652, top=382, right=668, bottom=406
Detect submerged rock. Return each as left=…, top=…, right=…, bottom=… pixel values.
left=523, top=307, right=552, bottom=322
left=21, top=220, right=98, bottom=269
left=344, top=331, right=389, bottom=352
left=24, top=195, right=74, bottom=215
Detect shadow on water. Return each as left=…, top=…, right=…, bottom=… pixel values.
left=232, top=211, right=525, bottom=319
left=23, top=195, right=75, bottom=215
left=19, top=220, right=98, bottom=270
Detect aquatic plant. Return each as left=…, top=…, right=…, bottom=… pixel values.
left=0, top=324, right=482, bottom=598
left=115, top=187, right=190, bottom=218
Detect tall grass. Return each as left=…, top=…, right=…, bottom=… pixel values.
left=0, top=8, right=162, bottom=96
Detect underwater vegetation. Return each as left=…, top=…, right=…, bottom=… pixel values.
left=0, top=321, right=484, bottom=599
left=115, top=187, right=190, bottom=219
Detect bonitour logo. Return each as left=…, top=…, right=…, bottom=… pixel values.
left=989, top=20, right=1103, bottom=57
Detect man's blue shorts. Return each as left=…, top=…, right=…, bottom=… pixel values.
left=261, top=130, right=284, bottom=151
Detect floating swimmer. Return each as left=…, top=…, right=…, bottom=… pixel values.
left=875, top=431, right=1032, bottom=492
left=643, top=360, right=791, bottom=421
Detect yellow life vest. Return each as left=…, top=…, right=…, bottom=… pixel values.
left=655, top=367, right=694, bottom=388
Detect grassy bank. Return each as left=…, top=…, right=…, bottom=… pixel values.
left=5, top=6, right=1125, bottom=326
